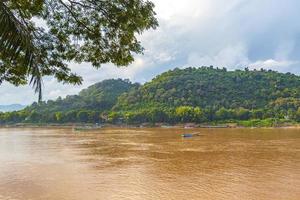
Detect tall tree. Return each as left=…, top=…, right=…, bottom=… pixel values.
left=0, top=0, right=158, bottom=100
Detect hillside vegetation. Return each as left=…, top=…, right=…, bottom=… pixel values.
left=26, top=79, right=137, bottom=113
left=1, top=67, right=300, bottom=126
left=0, top=79, right=137, bottom=123
left=115, top=67, right=300, bottom=110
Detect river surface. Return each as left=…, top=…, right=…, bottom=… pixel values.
left=0, top=128, right=299, bottom=200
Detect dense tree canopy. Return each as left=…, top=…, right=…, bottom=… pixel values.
left=0, top=0, right=158, bottom=100
left=22, top=79, right=137, bottom=122
left=113, top=67, right=300, bottom=125
left=115, top=66, right=300, bottom=110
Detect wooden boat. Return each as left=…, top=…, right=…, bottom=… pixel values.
left=182, top=133, right=194, bottom=138
left=181, top=132, right=201, bottom=138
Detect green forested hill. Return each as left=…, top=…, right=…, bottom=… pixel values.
left=107, top=67, right=300, bottom=125
left=115, top=67, right=300, bottom=110
left=26, top=79, right=137, bottom=113
left=3, top=79, right=138, bottom=123
left=2, top=67, right=300, bottom=125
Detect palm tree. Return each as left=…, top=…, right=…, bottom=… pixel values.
left=0, top=1, right=42, bottom=100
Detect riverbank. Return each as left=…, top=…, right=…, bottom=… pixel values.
left=1, top=120, right=300, bottom=129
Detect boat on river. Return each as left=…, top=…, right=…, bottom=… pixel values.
left=181, top=132, right=201, bottom=138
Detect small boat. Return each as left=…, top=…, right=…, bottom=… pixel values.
left=181, top=132, right=201, bottom=138
left=182, top=133, right=194, bottom=138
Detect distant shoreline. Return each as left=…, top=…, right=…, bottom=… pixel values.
left=1, top=123, right=300, bottom=129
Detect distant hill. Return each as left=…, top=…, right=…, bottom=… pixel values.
left=0, top=104, right=26, bottom=112
left=25, top=79, right=138, bottom=113
left=19, top=79, right=139, bottom=122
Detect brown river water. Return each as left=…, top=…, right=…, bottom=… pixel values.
left=0, top=127, right=299, bottom=200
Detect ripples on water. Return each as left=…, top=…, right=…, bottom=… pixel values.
left=0, top=128, right=299, bottom=200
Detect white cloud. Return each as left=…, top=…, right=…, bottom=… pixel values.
left=187, top=44, right=249, bottom=68
left=249, top=59, right=298, bottom=70
left=152, top=0, right=212, bottom=21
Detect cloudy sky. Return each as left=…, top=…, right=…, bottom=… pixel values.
left=1, top=0, right=300, bottom=105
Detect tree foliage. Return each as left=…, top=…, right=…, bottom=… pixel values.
left=116, top=67, right=300, bottom=110
left=0, top=0, right=158, bottom=100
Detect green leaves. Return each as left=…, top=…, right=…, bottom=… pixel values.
left=43, top=0, right=158, bottom=67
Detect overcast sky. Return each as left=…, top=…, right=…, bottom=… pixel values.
left=1, top=0, right=300, bottom=105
